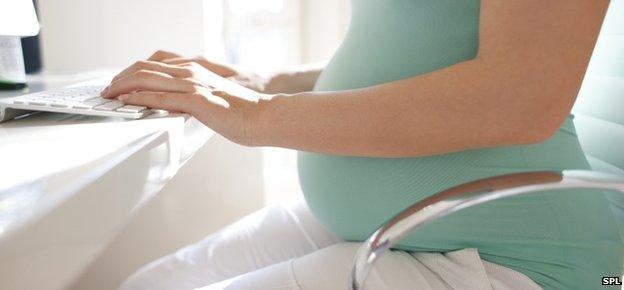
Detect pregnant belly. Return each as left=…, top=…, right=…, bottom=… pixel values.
left=296, top=118, right=624, bottom=290
left=297, top=123, right=588, bottom=243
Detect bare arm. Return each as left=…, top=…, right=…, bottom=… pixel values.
left=251, top=0, right=610, bottom=157
left=103, top=0, right=609, bottom=156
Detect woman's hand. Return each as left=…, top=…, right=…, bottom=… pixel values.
left=123, top=50, right=270, bottom=93
left=131, top=50, right=323, bottom=94
left=146, top=50, right=239, bottom=78
left=102, top=59, right=268, bottom=146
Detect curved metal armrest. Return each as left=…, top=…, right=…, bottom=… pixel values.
left=350, top=170, right=624, bottom=290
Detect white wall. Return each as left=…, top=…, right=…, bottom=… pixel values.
left=37, top=0, right=225, bottom=71
left=299, top=0, right=350, bottom=63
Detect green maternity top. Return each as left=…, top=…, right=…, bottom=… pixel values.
left=297, top=1, right=624, bottom=289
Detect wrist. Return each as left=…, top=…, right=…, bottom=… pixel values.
left=249, top=92, right=288, bottom=147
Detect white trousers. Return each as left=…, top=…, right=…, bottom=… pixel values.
left=119, top=199, right=541, bottom=290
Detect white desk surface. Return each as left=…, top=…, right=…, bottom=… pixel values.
left=0, top=72, right=214, bottom=290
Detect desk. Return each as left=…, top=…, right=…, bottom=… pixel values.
left=0, top=72, right=214, bottom=290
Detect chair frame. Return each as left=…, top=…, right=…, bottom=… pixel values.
left=349, top=170, right=624, bottom=290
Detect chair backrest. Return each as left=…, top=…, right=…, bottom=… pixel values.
left=572, top=0, right=624, bottom=174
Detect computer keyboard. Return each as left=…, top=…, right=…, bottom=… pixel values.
left=0, top=85, right=151, bottom=120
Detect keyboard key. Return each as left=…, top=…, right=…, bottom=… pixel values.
left=94, top=100, right=125, bottom=111
left=50, top=101, right=70, bottom=108
left=65, top=94, right=96, bottom=101
left=72, top=103, right=94, bottom=110
left=5, top=85, right=149, bottom=120
left=28, top=100, right=49, bottom=106
left=116, top=105, right=146, bottom=113
left=83, top=97, right=111, bottom=106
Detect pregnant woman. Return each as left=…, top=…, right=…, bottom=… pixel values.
left=108, top=0, right=621, bottom=289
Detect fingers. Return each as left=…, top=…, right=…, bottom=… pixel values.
left=161, top=57, right=238, bottom=78
left=148, top=50, right=182, bottom=62
left=117, top=91, right=198, bottom=113
left=103, top=70, right=197, bottom=98
left=159, top=57, right=193, bottom=66
left=112, top=60, right=192, bottom=83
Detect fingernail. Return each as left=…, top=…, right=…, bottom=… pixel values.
left=118, top=94, right=130, bottom=101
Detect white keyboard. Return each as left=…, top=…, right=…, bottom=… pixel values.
left=0, top=85, right=151, bottom=120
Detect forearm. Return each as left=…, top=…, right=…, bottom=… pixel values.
left=252, top=58, right=576, bottom=157
left=249, top=0, right=607, bottom=157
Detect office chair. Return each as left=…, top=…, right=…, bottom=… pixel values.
left=350, top=70, right=624, bottom=289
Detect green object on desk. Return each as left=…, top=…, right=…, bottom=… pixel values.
left=0, top=80, right=27, bottom=90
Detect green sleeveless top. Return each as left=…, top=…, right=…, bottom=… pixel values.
left=297, top=1, right=623, bottom=289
